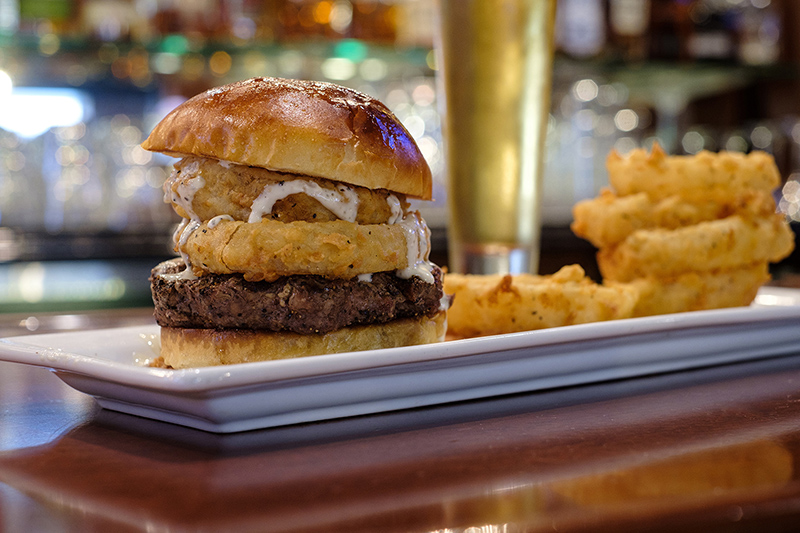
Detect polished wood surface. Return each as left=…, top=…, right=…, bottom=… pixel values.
left=3, top=311, right=800, bottom=531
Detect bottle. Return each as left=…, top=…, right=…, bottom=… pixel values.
left=608, top=0, right=651, bottom=62
left=556, top=0, right=606, bottom=58
left=648, top=0, right=693, bottom=61
left=738, top=0, right=781, bottom=66
left=687, top=0, right=735, bottom=61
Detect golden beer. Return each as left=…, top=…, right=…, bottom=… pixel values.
left=437, top=0, right=557, bottom=274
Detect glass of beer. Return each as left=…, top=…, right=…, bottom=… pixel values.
left=435, top=0, right=557, bottom=274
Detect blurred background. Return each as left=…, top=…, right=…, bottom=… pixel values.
left=0, top=0, right=798, bottom=313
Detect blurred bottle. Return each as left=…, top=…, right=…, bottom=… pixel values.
left=556, top=0, right=606, bottom=58
left=686, top=0, right=735, bottom=61
left=277, top=0, right=356, bottom=41
left=80, top=0, right=150, bottom=43
left=223, top=0, right=279, bottom=43
left=737, top=0, right=781, bottom=66
left=351, top=0, right=395, bottom=43
left=151, top=0, right=182, bottom=36
left=394, top=0, right=433, bottom=48
left=648, top=0, right=693, bottom=61
left=608, top=0, right=650, bottom=62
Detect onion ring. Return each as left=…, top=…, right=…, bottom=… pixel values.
left=165, top=156, right=409, bottom=224
left=607, top=143, right=780, bottom=201
left=597, top=214, right=795, bottom=282
left=613, top=263, right=769, bottom=317
left=180, top=214, right=429, bottom=281
left=572, top=188, right=778, bottom=248
left=443, top=265, right=639, bottom=338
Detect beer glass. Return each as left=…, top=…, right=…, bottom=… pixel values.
left=436, top=0, right=557, bottom=274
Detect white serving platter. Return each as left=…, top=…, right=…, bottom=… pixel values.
left=2, top=286, right=800, bottom=433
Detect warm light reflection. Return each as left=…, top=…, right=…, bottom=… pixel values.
left=681, top=130, right=705, bottom=154
left=573, top=79, right=598, bottom=102
left=313, top=1, right=333, bottom=24
left=724, top=134, right=748, bottom=152
left=614, top=109, right=639, bottom=132
left=359, top=57, right=388, bottom=81
left=750, top=125, right=773, bottom=149
left=209, top=51, right=232, bottom=76
left=330, top=0, right=353, bottom=33
left=38, top=33, right=60, bottom=55
left=321, top=57, right=355, bottom=80
left=18, top=262, right=45, bottom=303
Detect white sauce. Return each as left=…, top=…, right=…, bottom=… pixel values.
left=163, top=162, right=205, bottom=280
left=249, top=180, right=360, bottom=223
left=208, top=214, right=234, bottom=228
left=386, top=194, right=403, bottom=225
left=357, top=273, right=373, bottom=282
left=161, top=219, right=201, bottom=281
left=395, top=212, right=435, bottom=284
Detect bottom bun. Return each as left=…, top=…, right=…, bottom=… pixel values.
left=159, top=312, right=447, bottom=368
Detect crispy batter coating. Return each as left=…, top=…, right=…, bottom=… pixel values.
left=597, top=214, right=795, bottom=282
left=165, top=156, right=409, bottom=224
left=569, top=144, right=795, bottom=318
left=606, top=143, right=781, bottom=201
left=443, top=265, right=639, bottom=338
left=443, top=146, right=791, bottom=338
left=612, top=263, right=770, bottom=317
left=572, top=188, right=778, bottom=248
left=181, top=215, right=427, bottom=281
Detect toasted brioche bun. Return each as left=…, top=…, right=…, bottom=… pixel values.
left=159, top=311, right=447, bottom=368
left=142, top=77, right=432, bottom=200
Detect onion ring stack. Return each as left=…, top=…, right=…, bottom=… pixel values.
left=572, top=143, right=795, bottom=316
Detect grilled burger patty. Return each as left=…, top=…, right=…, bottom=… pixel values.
left=150, top=258, right=444, bottom=334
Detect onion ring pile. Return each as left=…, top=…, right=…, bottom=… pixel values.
left=572, top=144, right=794, bottom=316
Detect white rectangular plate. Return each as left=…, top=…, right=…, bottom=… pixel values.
left=2, top=286, right=800, bottom=433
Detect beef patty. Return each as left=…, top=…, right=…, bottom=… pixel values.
left=150, top=258, right=445, bottom=334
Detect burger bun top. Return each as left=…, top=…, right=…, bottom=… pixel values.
left=142, top=77, right=432, bottom=200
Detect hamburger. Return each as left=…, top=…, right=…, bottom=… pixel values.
left=142, top=77, right=449, bottom=368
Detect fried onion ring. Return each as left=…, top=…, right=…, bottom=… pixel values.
left=612, top=263, right=769, bottom=317
left=443, top=264, right=639, bottom=338
left=597, top=214, right=795, bottom=282
left=607, top=143, right=780, bottom=202
left=165, top=156, right=409, bottom=224
left=180, top=214, right=428, bottom=281
left=572, top=188, right=778, bottom=248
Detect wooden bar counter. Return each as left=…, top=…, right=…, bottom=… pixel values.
left=3, top=307, right=800, bottom=532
